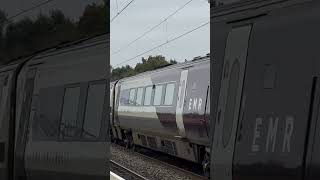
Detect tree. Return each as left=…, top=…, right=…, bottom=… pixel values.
left=50, top=9, right=78, bottom=44
left=0, top=10, right=7, bottom=63
left=170, top=59, right=178, bottom=64
left=111, top=55, right=178, bottom=80
left=111, top=65, right=136, bottom=81
left=5, top=17, right=34, bottom=61
left=0, top=10, right=6, bottom=37
left=78, top=3, right=109, bottom=37
left=1, top=2, right=109, bottom=65
left=134, top=55, right=169, bottom=73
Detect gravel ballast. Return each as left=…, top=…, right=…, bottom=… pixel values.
left=111, top=144, right=206, bottom=180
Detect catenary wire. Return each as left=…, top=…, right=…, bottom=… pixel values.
left=114, top=21, right=209, bottom=67
left=111, top=0, right=194, bottom=56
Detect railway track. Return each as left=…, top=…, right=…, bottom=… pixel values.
left=111, top=143, right=208, bottom=180
left=133, top=149, right=208, bottom=180
left=110, top=160, right=149, bottom=180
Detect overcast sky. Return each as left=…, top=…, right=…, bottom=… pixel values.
left=110, top=0, right=210, bottom=67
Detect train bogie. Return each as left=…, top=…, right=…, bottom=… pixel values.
left=132, top=132, right=200, bottom=162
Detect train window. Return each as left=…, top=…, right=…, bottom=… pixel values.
left=144, top=86, right=153, bottom=105
left=263, top=65, right=277, bottom=89
left=222, top=60, right=240, bottom=147
left=0, top=77, right=3, bottom=107
left=33, top=87, right=64, bottom=141
left=60, top=87, right=81, bottom=138
left=0, top=76, right=4, bottom=129
left=83, top=83, right=106, bottom=139
left=0, top=87, right=2, bottom=109
left=136, top=87, right=144, bottom=106
left=153, top=85, right=163, bottom=105
left=120, top=89, right=130, bottom=105
left=129, top=88, right=136, bottom=105
left=164, top=83, right=175, bottom=105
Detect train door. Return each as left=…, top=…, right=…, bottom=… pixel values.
left=110, top=82, right=118, bottom=140
left=211, top=25, right=251, bottom=180
left=110, top=83, right=114, bottom=125
left=112, top=82, right=123, bottom=140
left=14, top=68, right=37, bottom=179
left=0, top=73, right=10, bottom=180
left=176, top=69, right=189, bottom=138
left=305, top=78, right=320, bottom=180
left=203, top=85, right=210, bottom=136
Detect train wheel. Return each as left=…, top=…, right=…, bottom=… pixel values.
left=202, top=152, right=210, bottom=178
left=123, top=130, right=133, bottom=149
left=125, top=140, right=134, bottom=149
left=204, top=168, right=210, bottom=178
left=132, top=144, right=136, bottom=151
left=125, top=140, right=130, bottom=149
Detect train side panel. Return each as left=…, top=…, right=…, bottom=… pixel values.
left=18, top=40, right=108, bottom=180
left=211, top=0, right=320, bottom=179
left=113, top=60, right=210, bottom=163
left=0, top=66, right=17, bottom=180
left=184, top=61, right=210, bottom=146
left=233, top=2, right=320, bottom=180
left=116, top=69, right=180, bottom=136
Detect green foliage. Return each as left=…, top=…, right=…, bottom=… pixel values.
left=111, top=65, right=136, bottom=81
left=111, top=55, right=177, bottom=81
left=169, top=59, right=178, bottom=64
left=0, top=10, right=7, bottom=61
left=0, top=2, right=109, bottom=65
left=135, top=55, right=167, bottom=74
left=5, top=17, right=35, bottom=61
left=78, top=3, right=109, bottom=36
left=0, top=10, right=6, bottom=35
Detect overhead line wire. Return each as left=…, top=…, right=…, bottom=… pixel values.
left=111, top=0, right=135, bottom=23
left=114, top=21, right=209, bottom=67
left=111, top=0, right=194, bottom=56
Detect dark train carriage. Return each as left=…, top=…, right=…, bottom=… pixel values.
left=111, top=57, right=210, bottom=166
left=0, top=0, right=109, bottom=179
left=0, top=61, right=22, bottom=180
left=211, top=0, right=320, bottom=179
left=0, top=35, right=108, bottom=180
left=0, top=0, right=109, bottom=180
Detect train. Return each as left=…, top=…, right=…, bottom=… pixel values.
left=111, top=0, right=320, bottom=179
left=0, top=35, right=108, bottom=180
left=110, top=55, right=211, bottom=175
left=210, top=0, right=320, bottom=179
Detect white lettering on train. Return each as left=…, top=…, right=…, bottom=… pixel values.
left=193, top=98, right=198, bottom=110
left=282, top=116, right=294, bottom=153
left=198, top=98, right=202, bottom=111
left=266, top=117, right=278, bottom=152
left=250, top=116, right=294, bottom=153
left=251, top=117, right=262, bottom=152
left=188, top=98, right=203, bottom=112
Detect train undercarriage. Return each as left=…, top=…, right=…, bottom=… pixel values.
left=110, top=125, right=211, bottom=177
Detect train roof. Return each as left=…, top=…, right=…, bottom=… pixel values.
left=0, top=33, right=109, bottom=71
left=117, top=55, right=210, bottom=82
left=211, top=0, right=310, bottom=20
left=30, top=34, right=108, bottom=63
